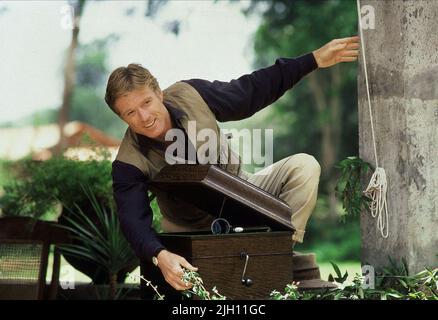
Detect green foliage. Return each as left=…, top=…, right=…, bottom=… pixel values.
left=0, top=155, right=112, bottom=220
left=237, top=0, right=359, bottom=184
left=380, top=268, right=438, bottom=300
left=276, top=277, right=372, bottom=301
left=0, top=159, right=13, bottom=188
left=328, top=261, right=348, bottom=283
left=270, top=283, right=302, bottom=300
left=335, top=156, right=372, bottom=219
left=271, top=261, right=438, bottom=300
left=131, top=269, right=226, bottom=300
left=298, top=195, right=360, bottom=262
left=58, top=186, right=137, bottom=280
left=135, top=260, right=437, bottom=301
left=182, top=269, right=226, bottom=300
left=70, top=87, right=127, bottom=140
left=150, top=196, right=163, bottom=233
left=70, top=35, right=127, bottom=140
left=373, top=258, right=437, bottom=299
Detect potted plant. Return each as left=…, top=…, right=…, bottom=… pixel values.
left=58, top=185, right=138, bottom=299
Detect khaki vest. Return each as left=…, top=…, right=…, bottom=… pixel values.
left=115, top=81, right=241, bottom=226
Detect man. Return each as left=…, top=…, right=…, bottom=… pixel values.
left=105, top=36, right=359, bottom=291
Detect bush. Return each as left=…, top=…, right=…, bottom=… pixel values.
left=0, top=159, right=13, bottom=188
left=271, top=261, right=438, bottom=300
left=0, top=155, right=113, bottom=219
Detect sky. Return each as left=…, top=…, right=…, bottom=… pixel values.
left=0, top=0, right=262, bottom=123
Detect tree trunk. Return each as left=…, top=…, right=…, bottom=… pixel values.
left=55, top=1, right=83, bottom=155
left=327, top=65, right=343, bottom=217
left=308, top=71, right=343, bottom=217
left=359, top=0, right=438, bottom=274
left=308, top=73, right=334, bottom=176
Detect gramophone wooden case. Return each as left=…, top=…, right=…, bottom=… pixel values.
left=140, top=164, right=295, bottom=300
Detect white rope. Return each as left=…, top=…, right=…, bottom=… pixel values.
left=364, top=167, right=389, bottom=238
left=356, top=0, right=389, bottom=238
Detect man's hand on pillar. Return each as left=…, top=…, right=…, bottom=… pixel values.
left=156, top=249, right=198, bottom=291
left=312, top=36, right=360, bottom=68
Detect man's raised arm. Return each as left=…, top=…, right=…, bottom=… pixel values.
left=182, top=52, right=317, bottom=122
left=182, top=36, right=359, bottom=122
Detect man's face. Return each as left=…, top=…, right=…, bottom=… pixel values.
left=114, top=86, right=172, bottom=140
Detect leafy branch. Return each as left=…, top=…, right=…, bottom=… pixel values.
left=335, top=156, right=372, bottom=220
left=182, top=269, right=226, bottom=300
left=128, top=273, right=165, bottom=300
left=270, top=261, right=438, bottom=300
left=128, top=269, right=226, bottom=300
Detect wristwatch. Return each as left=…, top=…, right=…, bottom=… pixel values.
left=152, top=256, right=159, bottom=267
left=152, top=248, right=165, bottom=267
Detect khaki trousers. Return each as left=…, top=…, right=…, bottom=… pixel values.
left=161, top=153, right=320, bottom=243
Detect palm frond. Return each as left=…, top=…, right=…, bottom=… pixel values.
left=58, top=186, right=138, bottom=281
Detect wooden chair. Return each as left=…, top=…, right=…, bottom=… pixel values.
left=0, top=217, right=69, bottom=300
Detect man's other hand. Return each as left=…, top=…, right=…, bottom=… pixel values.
left=156, top=249, right=198, bottom=291
left=312, top=36, right=360, bottom=68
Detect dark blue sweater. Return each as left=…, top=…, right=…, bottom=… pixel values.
left=112, top=53, right=318, bottom=262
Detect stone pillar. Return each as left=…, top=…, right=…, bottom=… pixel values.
left=359, top=0, right=438, bottom=274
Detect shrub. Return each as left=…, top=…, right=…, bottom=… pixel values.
left=0, top=155, right=112, bottom=219
left=271, top=261, right=438, bottom=300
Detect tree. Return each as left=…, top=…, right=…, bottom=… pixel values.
left=240, top=0, right=358, bottom=215
left=57, top=0, right=86, bottom=154
left=70, top=34, right=127, bottom=139
left=57, top=0, right=179, bottom=146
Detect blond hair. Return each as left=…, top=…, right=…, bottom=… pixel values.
left=105, top=63, right=160, bottom=114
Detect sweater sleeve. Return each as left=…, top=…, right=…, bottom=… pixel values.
left=112, top=160, right=165, bottom=261
left=182, top=52, right=318, bottom=122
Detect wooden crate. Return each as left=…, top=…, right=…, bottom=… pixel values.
left=141, top=164, right=295, bottom=300
left=141, top=230, right=293, bottom=300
